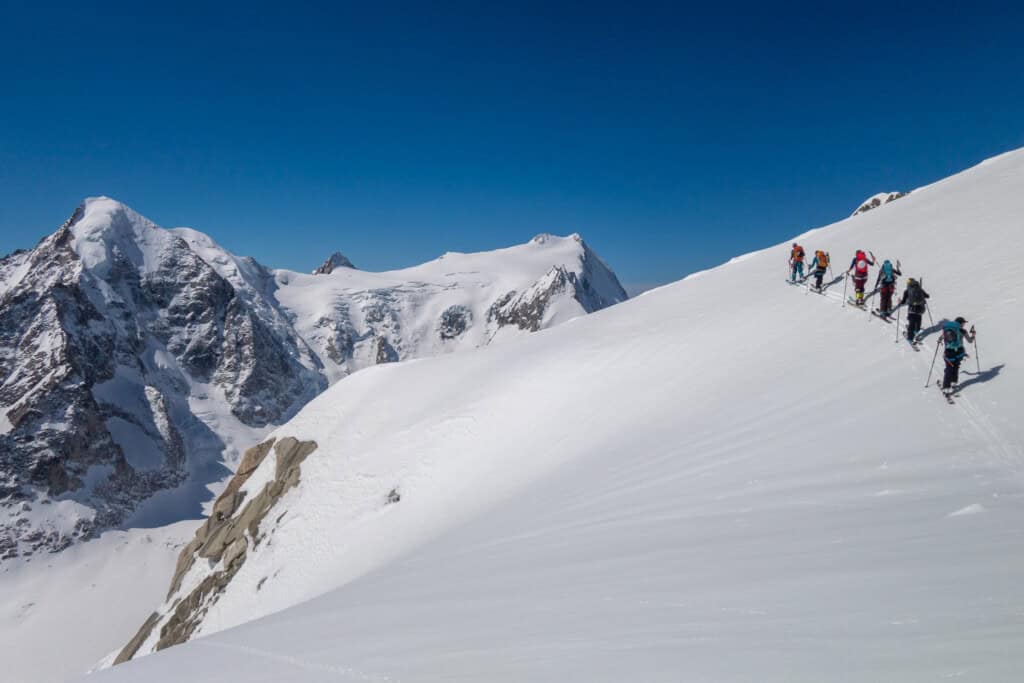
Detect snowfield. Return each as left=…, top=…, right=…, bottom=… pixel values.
left=90, top=149, right=1024, bottom=681
left=1, top=522, right=194, bottom=683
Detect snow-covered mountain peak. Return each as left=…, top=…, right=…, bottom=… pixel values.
left=67, top=196, right=178, bottom=277
left=312, top=251, right=356, bottom=275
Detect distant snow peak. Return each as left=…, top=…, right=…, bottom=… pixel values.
left=852, top=191, right=906, bottom=217
left=312, top=251, right=355, bottom=275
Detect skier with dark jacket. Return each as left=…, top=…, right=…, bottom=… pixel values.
left=899, top=278, right=929, bottom=342
left=846, top=249, right=875, bottom=305
left=808, top=249, right=830, bottom=291
left=941, top=317, right=976, bottom=394
left=874, top=258, right=902, bottom=316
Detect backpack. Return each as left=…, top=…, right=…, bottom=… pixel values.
left=908, top=283, right=925, bottom=305
left=854, top=251, right=869, bottom=277
left=792, top=245, right=804, bottom=261
left=881, top=260, right=895, bottom=283
left=943, top=321, right=963, bottom=351
left=816, top=250, right=829, bottom=268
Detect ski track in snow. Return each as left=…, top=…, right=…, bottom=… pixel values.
left=794, top=281, right=1021, bottom=479
left=192, top=641, right=397, bottom=682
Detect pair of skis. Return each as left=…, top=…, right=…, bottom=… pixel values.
left=936, top=380, right=959, bottom=405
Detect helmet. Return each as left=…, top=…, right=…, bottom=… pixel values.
left=955, top=316, right=967, bottom=324
left=907, top=277, right=917, bottom=285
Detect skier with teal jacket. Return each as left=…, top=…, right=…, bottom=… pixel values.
left=941, top=317, right=976, bottom=395
left=874, top=258, right=901, bottom=316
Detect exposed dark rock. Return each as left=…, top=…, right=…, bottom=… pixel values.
left=375, top=336, right=399, bottom=364
left=439, top=305, right=472, bottom=340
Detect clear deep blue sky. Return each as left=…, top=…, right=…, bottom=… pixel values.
left=2, top=1, right=1022, bottom=291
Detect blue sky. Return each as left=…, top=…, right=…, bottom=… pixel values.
left=2, top=2, right=1022, bottom=290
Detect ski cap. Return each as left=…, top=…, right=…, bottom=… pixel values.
left=955, top=316, right=967, bottom=324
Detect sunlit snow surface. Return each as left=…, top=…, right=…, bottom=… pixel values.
left=89, top=149, right=1024, bottom=681
left=1, top=523, right=193, bottom=683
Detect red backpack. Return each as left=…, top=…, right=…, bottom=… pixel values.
left=854, top=251, right=869, bottom=277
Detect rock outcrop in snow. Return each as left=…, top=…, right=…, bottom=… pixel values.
left=852, top=191, right=906, bottom=216
left=115, top=436, right=316, bottom=663
left=0, top=200, right=627, bottom=559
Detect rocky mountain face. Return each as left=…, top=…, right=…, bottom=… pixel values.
left=852, top=191, right=906, bottom=216
left=0, top=199, right=627, bottom=560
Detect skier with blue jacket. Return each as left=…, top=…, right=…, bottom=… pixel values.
left=941, top=317, right=976, bottom=395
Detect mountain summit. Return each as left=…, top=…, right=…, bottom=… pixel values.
left=0, top=200, right=627, bottom=559
left=311, top=251, right=356, bottom=274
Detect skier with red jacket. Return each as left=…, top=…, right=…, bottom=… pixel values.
left=846, top=249, right=875, bottom=306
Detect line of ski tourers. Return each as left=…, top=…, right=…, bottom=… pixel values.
left=787, top=243, right=978, bottom=403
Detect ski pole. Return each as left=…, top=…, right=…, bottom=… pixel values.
left=925, top=339, right=941, bottom=388
left=894, top=304, right=901, bottom=343
left=925, top=302, right=934, bottom=327
left=973, top=330, right=980, bottom=373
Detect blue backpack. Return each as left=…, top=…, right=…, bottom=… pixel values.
left=943, top=321, right=963, bottom=352
left=881, top=260, right=895, bottom=283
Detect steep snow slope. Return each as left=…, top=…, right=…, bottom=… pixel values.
left=102, top=149, right=1024, bottom=681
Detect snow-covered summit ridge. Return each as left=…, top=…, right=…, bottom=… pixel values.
left=106, top=147, right=1024, bottom=681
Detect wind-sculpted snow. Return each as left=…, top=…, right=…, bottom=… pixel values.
left=0, top=199, right=626, bottom=561
left=105, top=149, right=1024, bottom=681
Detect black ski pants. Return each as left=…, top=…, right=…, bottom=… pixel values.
left=907, top=312, right=923, bottom=341
left=943, top=350, right=964, bottom=389
left=813, top=268, right=825, bottom=289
